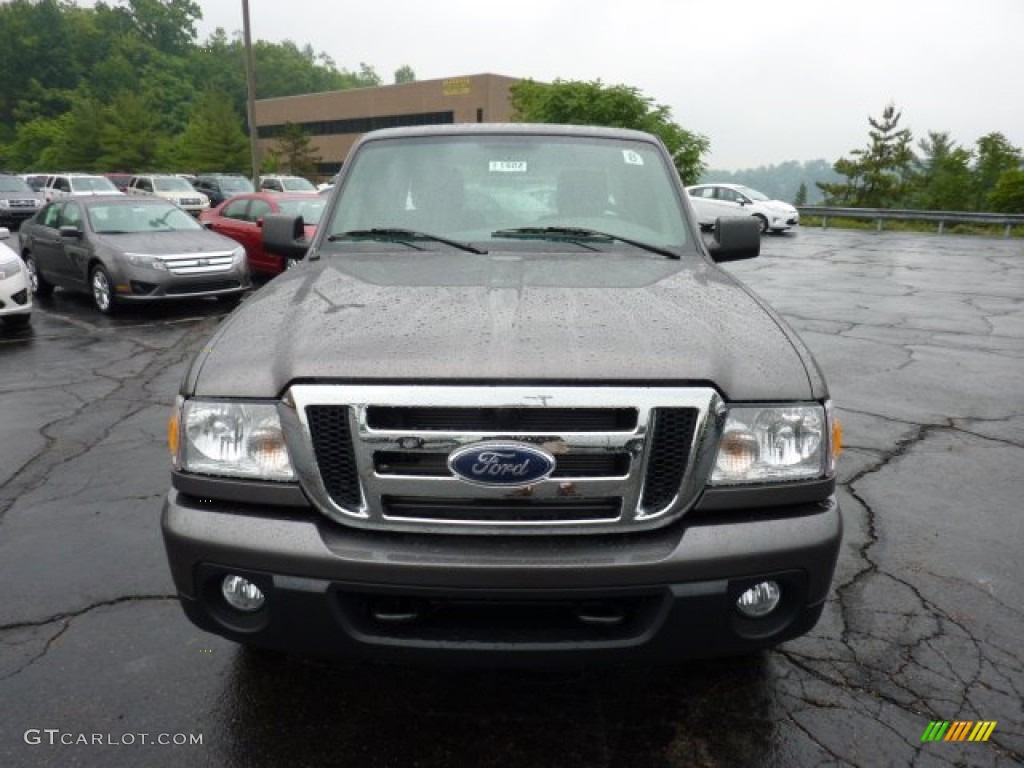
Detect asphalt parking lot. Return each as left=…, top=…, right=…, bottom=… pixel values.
left=0, top=228, right=1022, bottom=767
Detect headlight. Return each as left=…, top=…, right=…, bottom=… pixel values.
left=0, top=200, right=10, bottom=209
left=174, top=399, right=295, bottom=481
left=0, top=256, right=23, bottom=279
left=711, top=403, right=832, bottom=485
left=125, top=252, right=168, bottom=271
left=231, top=246, right=245, bottom=264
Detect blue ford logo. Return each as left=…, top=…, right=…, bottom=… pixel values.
left=448, top=442, right=556, bottom=487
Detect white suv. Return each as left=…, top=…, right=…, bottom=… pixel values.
left=258, top=174, right=317, bottom=193
left=127, top=174, right=210, bottom=216
left=686, top=183, right=799, bottom=233
left=43, top=173, right=123, bottom=202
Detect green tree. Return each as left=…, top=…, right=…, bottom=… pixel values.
left=394, top=65, right=416, bottom=84
left=98, top=90, right=162, bottom=169
left=509, top=79, right=709, bottom=185
left=173, top=90, right=250, bottom=173
left=970, top=132, right=1022, bottom=211
left=793, top=181, right=808, bottom=207
left=818, top=103, right=914, bottom=208
left=124, top=0, right=201, bottom=54
left=987, top=168, right=1024, bottom=213
left=267, top=122, right=320, bottom=176
left=907, top=131, right=973, bottom=211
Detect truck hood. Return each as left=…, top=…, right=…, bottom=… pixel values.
left=188, top=250, right=815, bottom=401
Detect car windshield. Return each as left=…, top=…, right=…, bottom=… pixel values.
left=220, top=178, right=254, bottom=193
left=281, top=177, right=316, bottom=192
left=87, top=202, right=203, bottom=233
left=0, top=177, right=33, bottom=193
left=154, top=177, right=197, bottom=193
left=735, top=185, right=770, bottom=202
left=276, top=197, right=327, bottom=224
left=324, top=134, right=690, bottom=251
left=70, top=176, right=119, bottom=193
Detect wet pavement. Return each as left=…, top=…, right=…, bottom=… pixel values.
left=0, top=229, right=1022, bottom=767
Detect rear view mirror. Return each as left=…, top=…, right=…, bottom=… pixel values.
left=706, top=216, right=760, bottom=263
left=262, top=214, right=309, bottom=261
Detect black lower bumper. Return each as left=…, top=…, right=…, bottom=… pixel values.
left=162, top=491, right=841, bottom=666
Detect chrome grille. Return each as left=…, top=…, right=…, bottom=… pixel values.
left=283, top=385, right=721, bottom=535
left=163, top=252, right=236, bottom=275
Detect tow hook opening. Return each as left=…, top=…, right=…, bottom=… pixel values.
left=574, top=601, right=627, bottom=626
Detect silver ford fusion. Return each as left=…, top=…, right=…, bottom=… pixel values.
left=20, top=195, right=250, bottom=314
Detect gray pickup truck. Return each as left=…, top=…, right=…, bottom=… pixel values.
left=162, top=123, right=842, bottom=665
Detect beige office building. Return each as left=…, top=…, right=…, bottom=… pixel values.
left=254, top=73, right=521, bottom=178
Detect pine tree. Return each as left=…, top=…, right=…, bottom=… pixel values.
left=817, top=103, right=914, bottom=208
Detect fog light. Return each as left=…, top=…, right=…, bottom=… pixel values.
left=736, top=580, right=781, bottom=618
left=221, top=575, right=265, bottom=612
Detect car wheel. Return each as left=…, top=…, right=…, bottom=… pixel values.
left=90, top=264, right=118, bottom=314
left=2, top=314, right=31, bottom=328
left=23, top=253, right=55, bottom=297
left=754, top=215, right=769, bottom=234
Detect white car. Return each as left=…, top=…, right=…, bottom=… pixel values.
left=258, top=174, right=317, bottom=193
left=0, top=227, right=32, bottom=328
left=42, top=173, right=124, bottom=202
left=686, top=183, right=799, bottom=233
left=126, top=174, right=210, bottom=216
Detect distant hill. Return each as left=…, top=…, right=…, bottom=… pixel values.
left=700, top=160, right=843, bottom=205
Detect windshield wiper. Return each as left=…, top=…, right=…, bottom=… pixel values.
left=328, top=228, right=487, bottom=254
left=491, top=227, right=680, bottom=260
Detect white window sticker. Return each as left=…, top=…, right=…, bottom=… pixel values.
left=489, top=161, right=528, bottom=173
left=622, top=150, right=645, bottom=166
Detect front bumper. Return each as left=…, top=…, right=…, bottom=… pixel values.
left=162, top=490, right=842, bottom=665
left=0, top=273, right=32, bottom=317
left=113, top=266, right=250, bottom=301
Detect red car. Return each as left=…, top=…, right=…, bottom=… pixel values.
left=200, top=192, right=325, bottom=275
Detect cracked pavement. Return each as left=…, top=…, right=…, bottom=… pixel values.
left=0, top=230, right=1021, bottom=767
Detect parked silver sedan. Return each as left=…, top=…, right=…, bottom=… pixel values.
left=19, top=195, right=250, bottom=314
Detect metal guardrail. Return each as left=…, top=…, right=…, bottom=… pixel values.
left=797, top=206, right=1024, bottom=238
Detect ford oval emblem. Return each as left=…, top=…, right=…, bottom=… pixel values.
left=448, top=442, right=556, bottom=487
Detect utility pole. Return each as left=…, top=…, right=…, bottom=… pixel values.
left=242, top=0, right=260, bottom=186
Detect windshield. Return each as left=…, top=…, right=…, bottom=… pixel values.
left=70, top=176, right=119, bottom=193
left=0, top=177, right=33, bottom=193
left=735, top=185, right=770, bottom=202
left=220, top=178, right=254, bottom=193
left=325, top=134, right=690, bottom=250
left=87, top=202, right=203, bottom=233
left=276, top=197, right=327, bottom=224
left=281, top=177, right=316, bottom=192
left=154, top=177, right=197, bottom=193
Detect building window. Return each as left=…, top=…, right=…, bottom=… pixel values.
left=258, top=111, right=455, bottom=139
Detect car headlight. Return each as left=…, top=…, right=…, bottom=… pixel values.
left=0, top=255, right=24, bottom=279
left=125, top=252, right=168, bottom=271
left=710, top=403, right=836, bottom=485
left=0, top=200, right=10, bottom=209
left=231, top=246, right=245, bottom=264
left=171, top=399, right=295, bottom=481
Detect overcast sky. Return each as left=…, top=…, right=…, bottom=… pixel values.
left=195, top=0, right=1024, bottom=170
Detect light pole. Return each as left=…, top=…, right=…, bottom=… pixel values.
left=242, top=0, right=260, bottom=186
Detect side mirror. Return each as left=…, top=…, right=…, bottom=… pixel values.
left=59, top=225, right=82, bottom=239
left=706, top=216, right=760, bottom=263
left=263, top=214, right=309, bottom=261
